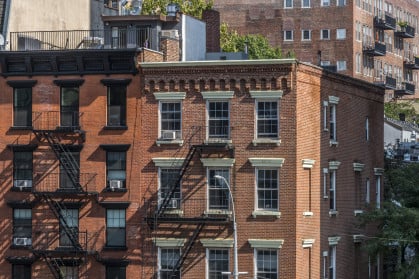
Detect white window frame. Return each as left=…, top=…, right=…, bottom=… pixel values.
left=255, top=99, right=279, bottom=139
left=158, top=167, right=182, bottom=210
left=336, top=28, right=346, bottom=40
left=255, top=168, right=279, bottom=211
left=284, top=0, right=293, bottom=8
left=329, top=245, right=336, bottom=279
left=366, top=178, right=370, bottom=204
left=158, top=247, right=181, bottom=279
left=322, top=251, right=328, bottom=279
left=206, top=100, right=230, bottom=141
left=254, top=249, right=278, bottom=279
left=375, top=175, right=381, bottom=209
left=302, top=0, right=310, bottom=8
left=206, top=248, right=230, bottom=278
left=284, top=30, right=293, bottom=41
left=337, top=0, right=346, bottom=6
left=321, top=29, right=330, bottom=40
left=365, top=117, right=369, bottom=141
left=321, top=0, right=330, bottom=6
left=330, top=104, right=337, bottom=141
left=323, top=101, right=329, bottom=131
left=323, top=168, right=329, bottom=198
left=159, top=101, right=182, bottom=140
left=329, top=169, right=336, bottom=211
left=302, top=30, right=312, bottom=41
left=337, top=60, right=347, bottom=71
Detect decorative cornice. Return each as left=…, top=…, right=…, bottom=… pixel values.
left=302, top=239, right=315, bottom=248
left=249, top=90, right=283, bottom=99
left=200, top=239, right=233, bottom=248
left=249, top=158, right=285, bottom=167
left=200, top=158, right=235, bottom=167
left=153, top=92, right=186, bottom=100
left=201, top=91, right=234, bottom=99
left=328, top=96, right=340, bottom=104
left=302, top=159, right=315, bottom=169
left=374, top=168, right=384, bottom=175
left=152, top=158, right=185, bottom=168
left=153, top=238, right=186, bottom=247
left=248, top=239, right=284, bottom=249
left=353, top=163, right=365, bottom=172
left=328, top=236, right=341, bottom=245
left=328, top=161, right=341, bottom=170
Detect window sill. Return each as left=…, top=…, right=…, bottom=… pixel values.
left=103, top=125, right=128, bottom=130
left=104, top=187, right=127, bottom=193
left=303, top=211, right=314, bottom=217
left=204, top=210, right=232, bottom=216
left=252, top=210, right=281, bottom=218
left=205, top=139, right=232, bottom=145
left=9, top=126, right=33, bottom=131
left=10, top=245, right=31, bottom=250
left=10, top=187, right=32, bottom=193
left=252, top=138, right=281, bottom=146
left=156, top=139, right=184, bottom=147
left=354, top=209, right=364, bottom=216
left=323, top=195, right=329, bottom=199
left=103, top=246, right=128, bottom=251
left=329, top=210, right=339, bottom=217
left=329, top=140, right=338, bottom=147
left=161, top=209, right=184, bottom=216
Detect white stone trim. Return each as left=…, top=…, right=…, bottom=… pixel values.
left=252, top=138, right=281, bottom=146
left=329, top=210, right=339, bottom=217
left=152, top=158, right=185, bottom=168
left=302, top=239, right=315, bottom=248
left=303, top=211, right=314, bottom=217
left=352, top=234, right=365, bottom=243
left=328, top=96, right=340, bottom=104
left=156, top=139, right=184, bottom=147
left=329, top=140, right=339, bottom=147
left=200, top=158, right=235, bottom=167
left=153, top=238, right=186, bottom=247
left=201, top=91, right=234, bottom=99
left=249, top=158, right=285, bottom=167
left=252, top=210, right=281, bottom=218
left=328, top=161, right=341, bottom=170
left=153, top=92, right=186, bottom=100
left=353, top=163, right=365, bottom=172
left=200, top=238, right=233, bottom=248
left=374, top=168, right=384, bottom=175
left=354, top=209, right=364, bottom=216
left=328, top=236, right=341, bottom=246
left=302, top=159, right=316, bottom=169
left=248, top=239, right=284, bottom=249
left=249, top=90, right=283, bottom=99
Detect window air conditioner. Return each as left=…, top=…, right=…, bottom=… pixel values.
left=161, top=131, right=177, bottom=140
left=168, top=199, right=178, bottom=208
left=109, top=180, right=123, bottom=190
left=14, top=180, right=32, bottom=188
left=14, top=237, right=32, bottom=246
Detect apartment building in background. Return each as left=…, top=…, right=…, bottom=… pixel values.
left=213, top=0, right=419, bottom=101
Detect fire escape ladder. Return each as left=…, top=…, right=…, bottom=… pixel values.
left=170, top=222, right=205, bottom=278
left=43, top=132, right=82, bottom=191
left=156, top=145, right=197, bottom=217
left=43, top=194, right=83, bottom=251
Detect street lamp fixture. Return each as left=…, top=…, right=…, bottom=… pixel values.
left=214, top=175, right=248, bottom=279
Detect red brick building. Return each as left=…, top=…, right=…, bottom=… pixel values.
left=0, top=44, right=384, bottom=279
left=213, top=0, right=419, bottom=101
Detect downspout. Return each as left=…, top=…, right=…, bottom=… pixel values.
left=2, top=0, right=12, bottom=49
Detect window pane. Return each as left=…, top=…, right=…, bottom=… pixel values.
left=257, top=101, right=278, bottom=138
left=257, top=250, right=278, bottom=279
left=107, top=86, right=126, bottom=126
left=106, top=209, right=126, bottom=247
left=61, top=87, right=79, bottom=127
left=161, top=102, right=181, bottom=132
left=12, top=264, right=31, bottom=279
left=13, top=209, right=32, bottom=239
left=14, top=88, right=32, bottom=127
left=14, top=151, right=33, bottom=181
left=208, top=169, right=230, bottom=210
left=160, top=169, right=181, bottom=208
left=208, top=249, right=229, bottom=279
left=208, top=101, right=229, bottom=138
left=160, top=248, right=181, bottom=279
left=257, top=169, right=279, bottom=210
left=106, top=266, right=126, bottom=279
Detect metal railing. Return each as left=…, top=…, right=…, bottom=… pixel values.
left=32, top=111, right=83, bottom=131
left=10, top=28, right=153, bottom=51
left=33, top=172, right=97, bottom=193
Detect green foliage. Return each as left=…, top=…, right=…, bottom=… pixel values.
left=141, top=0, right=213, bottom=18
left=384, top=102, right=419, bottom=123
left=220, top=23, right=286, bottom=60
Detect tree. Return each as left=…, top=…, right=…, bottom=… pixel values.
left=360, top=161, right=419, bottom=278
left=220, top=23, right=287, bottom=60
left=141, top=0, right=213, bottom=18
left=384, top=101, right=419, bottom=123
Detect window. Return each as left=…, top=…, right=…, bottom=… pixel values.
left=107, top=85, right=126, bottom=127
left=365, top=117, right=369, bottom=141
left=336, top=28, right=346, bottom=40
left=13, top=209, right=32, bottom=247
left=302, top=30, right=311, bottom=41
left=59, top=265, right=78, bottom=279
left=337, top=0, right=346, bottom=6
left=12, top=264, right=31, bottom=279
left=208, top=101, right=229, bottom=139
left=284, top=0, right=293, bottom=8
left=160, top=102, right=181, bottom=140
left=366, top=178, right=370, bottom=204
left=207, top=249, right=229, bottom=279
left=159, top=248, right=181, bottom=279
left=329, top=170, right=336, bottom=211
left=323, top=168, right=329, bottom=198
left=330, top=104, right=337, bottom=141
left=106, top=266, right=126, bottom=279
left=337, top=60, right=347, bottom=71
left=302, top=0, right=310, bottom=8
left=256, top=250, right=278, bottom=279
left=111, top=26, right=127, bottom=49
left=356, top=53, right=361, bottom=73
left=375, top=175, right=381, bottom=209
left=59, top=209, right=78, bottom=247
left=13, top=87, right=32, bottom=127
left=284, top=30, right=293, bottom=41
left=13, top=151, right=33, bottom=189
left=329, top=246, right=336, bottom=279
left=256, top=169, right=278, bottom=210
left=159, top=168, right=181, bottom=209
left=322, top=101, right=328, bottom=131
left=256, top=101, right=278, bottom=138
left=60, top=151, right=80, bottom=190
left=321, top=0, right=330, bottom=6
left=106, top=151, right=126, bottom=190
left=61, top=87, right=79, bottom=128
left=106, top=209, right=126, bottom=247
left=208, top=169, right=230, bottom=210
left=321, top=29, right=330, bottom=40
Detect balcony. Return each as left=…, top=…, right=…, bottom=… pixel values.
left=395, top=24, right=415, bottom=38
left=374, top=14, right=396, bottom=30
left=363, top=41, right=386, bottom=56
left=9, top=28, right=153, bottom=51
left=375, top=75, right=397, bottom=90
left=395, top=81, right=416, bottom=96
left=404, top=56, right=419, bottom=70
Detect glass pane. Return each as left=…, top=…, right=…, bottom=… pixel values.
left=14, top=88, right=32, bottom=126
left=106, top=266, right=126, bottom=279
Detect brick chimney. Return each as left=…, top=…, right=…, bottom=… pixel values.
left=160, top=37, right=180, bottom=62
left=202, top=9, right=221, bottom=52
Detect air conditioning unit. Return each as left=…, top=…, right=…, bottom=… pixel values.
left=14, top=237, right=32, bottom=246
left=161, top=131, right=177, bottom=140
left=168, top=199, right=178, bottom=208
left=109, top=180, right=123, bottom=190
left=14, top=180, right=32, bottom=188
left=161, top=30, right=179, bottom=39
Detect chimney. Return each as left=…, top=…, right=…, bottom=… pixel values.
left=202, top=9, right=221, bottom=52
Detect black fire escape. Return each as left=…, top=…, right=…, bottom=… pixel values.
left=146, top=126, right=235, bottom=278
left=31, top=111, right=97, bottom=279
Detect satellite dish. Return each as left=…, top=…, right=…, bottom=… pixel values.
left=0, top=34, right=4, bottom=46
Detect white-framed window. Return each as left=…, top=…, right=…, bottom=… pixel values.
left=208, top=169, right=230, bottom=210
left=329, top=169, right=336, bottom=211
left=365, top=117, right=369, bottom=141
left=302, top=0, right=310, bottom=8
left=158, top=247, right=181, bottom=279
left=256, top=100, right=279, bottom=139
left=255, top=249, right=278, bottom=279
left=160, top=101, right=182, bottom=140
left=321, top=0, right=330, bottom=6
left=321, top=29, right=330, bottom=40
left=284, top=0, right=293, bottom=8
left=207, top=249, right=229, bottom=278
left=336, top=28, right=346, bottom=40
left=329, top=245, right=337, bottom=279
left=375, top=175, right=381, bottom=209
left=323, top=101, right=328, bottom=131
left=330, top=104, right=337, bottom=141
left=323, top=168, right=329, bottom=198
left=322, top=251, right=328, bottom=279
left=366, top=178, right=370, bottom=204
left=355, top=21, right=361, bottom=41
left=159, top=168, right=181, bottom=209
left=355, top=53, right=361, bottom=73
left=337, top=60, right=347, bottom=71
left=337, top=0, right=346, bottom=6
left=302, top=30, right=311, bottom=41
left=284, top=30, right=293, bottom=41
left=256, top=168, right=279, bottom=211
left=207, top=100, right=230, bottom=140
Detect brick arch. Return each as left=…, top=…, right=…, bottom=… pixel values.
left=179, top=80, right=186, bottom=91
left=281, top=77, right=288, bottom=90
left=199, top=79, right=206, bottom=91
left=229, top=79, right=236, bottom=90
left=209, top=79, right=216, bottom=91
left=240, top=79, right=247, bottom=92
left=250, top=78, right=257, bottom=90
left=169, top=80, right=176, bottom=91
left=219, top=79, right=226, bottom=91
left=271, top=78, right=277, bottom=90
left=158, top=80, right=165, bottom=91
left=260, top=78, right=267, bottom=90
left=149, top=80, right=155, bottom=93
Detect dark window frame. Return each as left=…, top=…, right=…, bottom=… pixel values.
left=12, top=209, right=32, bottom=248
left=12, top=263, right=31, bottom=279
left=13, top=151, right=33, bottom=189
left=106, top=209, right=126, bottom=248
